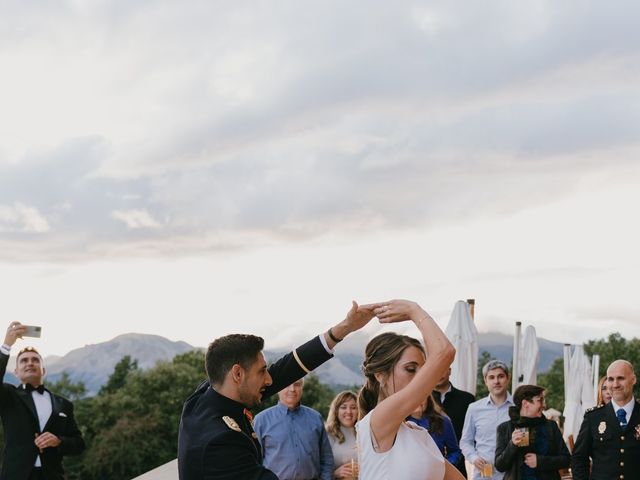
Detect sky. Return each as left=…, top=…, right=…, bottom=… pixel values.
left=1, top=1, right=640, bottom=357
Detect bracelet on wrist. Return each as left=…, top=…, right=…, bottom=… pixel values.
left=328, top=328, right=343, bottom=343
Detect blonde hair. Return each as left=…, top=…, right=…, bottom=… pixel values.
left=596, top=376, right=609, bottom=405
left=325, top=390, right=358, bottom=443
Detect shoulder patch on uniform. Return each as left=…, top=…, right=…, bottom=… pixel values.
left=222, top=416, right=241, bottom=432
left=585, top=404, right=605, bottom=414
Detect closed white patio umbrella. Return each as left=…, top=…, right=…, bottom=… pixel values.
left=563, top=345, right=590, bottom=443
left=445, top=300, right=478, bottom=395
left=520, top=325, right=539, bottom=386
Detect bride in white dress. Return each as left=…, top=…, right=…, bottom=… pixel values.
left=356, top=300, right=465, bottom=480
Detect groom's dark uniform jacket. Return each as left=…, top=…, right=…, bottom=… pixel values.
left=0, top=353, right=85, bottom=480
left=571, top=398, right=640, bottom=480
left=178, top=335, right=333, bottom=480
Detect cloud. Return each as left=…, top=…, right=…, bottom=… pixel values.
left=0, top=203, right=50, bottom=233
left=1, top=1, right=640, bottom=262
left=111, top=209, right=162, bottom=229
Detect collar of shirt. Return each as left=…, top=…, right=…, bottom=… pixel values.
left=485, top=393, right=514, bottom=407
left=611, top=397, right=635, bottom=420
left=210, top=386, right=251, bottom=424
left=276, top=402, right=301, bottom=415
left=439, top=383, right=453, bottom=403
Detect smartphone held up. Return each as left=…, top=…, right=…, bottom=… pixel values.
left=22, top=325, right=42, bottom=338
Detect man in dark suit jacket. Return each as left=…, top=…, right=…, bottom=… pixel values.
left=433, top=367, right=475, bottom=477
left=572, top=359, right=639, bottom=480
left=178, top=301, right=374, bottom=480
left=1, top=322, right=85, bottom=480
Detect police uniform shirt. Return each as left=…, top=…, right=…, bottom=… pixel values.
left=571, top=398, right=640, bottom=480
left=611, top=398, right=635, bottom=426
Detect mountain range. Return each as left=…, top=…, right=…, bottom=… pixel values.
left=3, top=331, right=564, bottom=395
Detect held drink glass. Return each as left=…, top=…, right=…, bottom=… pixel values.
left=479, top=462, right=493, bottom=478
left=518, top=427, right=530, bottom=447
left=350, top=458, right=359, bottom=479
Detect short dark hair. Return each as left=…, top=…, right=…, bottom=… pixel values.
left=482, top=359, right=509, bottom=378
left=17, top=346, right=43, bottom=362
left=513, top=384, right=545, bottom=410
left=205, top=334, right=265, bottom=386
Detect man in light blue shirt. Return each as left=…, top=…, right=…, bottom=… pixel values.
left=460, top=360, right=514, bottom=480
left=254, top=378, right=333, bottom=480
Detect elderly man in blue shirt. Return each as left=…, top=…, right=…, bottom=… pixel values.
left=254, top=378, right=333, bottom=480
left=460, top=360, right=514, bottom=480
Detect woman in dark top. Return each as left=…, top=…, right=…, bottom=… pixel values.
left=407, top=394, right=462, bottom=466
left=494, top=385, right=570, bottom=480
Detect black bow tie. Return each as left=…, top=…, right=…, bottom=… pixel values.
left=24, top=384, right=46, bottom=394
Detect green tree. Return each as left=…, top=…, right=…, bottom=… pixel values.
left=173, top=349, right=205, bottom=374
left=99, top=355, right=139, bottom=394
left=584, top=333, right=640, bottom=397
left=46, top=372, right=87, bottom=402
left=537, top=358, right=565, bottom=411
left=68, top=350, right=204, bottom=480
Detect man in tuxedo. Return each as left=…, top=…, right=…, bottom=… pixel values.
left=572, top=359, right=640, bottom=480
left=178, top=301, right=374, bottom=480
left=0, top=322, right=85, bottom=480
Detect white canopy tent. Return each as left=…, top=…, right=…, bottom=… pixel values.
left=445, top=300, right=478, bottom=395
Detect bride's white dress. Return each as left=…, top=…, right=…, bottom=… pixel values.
left=356, top=411, right=446, bottom=480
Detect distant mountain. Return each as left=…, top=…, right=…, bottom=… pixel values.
left=1, top=331, right=565, bottom=396
left=44, top=333, right=196, bottom=394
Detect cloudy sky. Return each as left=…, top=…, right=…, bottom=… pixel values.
left=2, top=1, right=640, bottom=357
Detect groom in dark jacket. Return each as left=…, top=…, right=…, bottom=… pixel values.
left=0, top=322, right=85, bottom=480
left=178, top=301, right=375, bottom=480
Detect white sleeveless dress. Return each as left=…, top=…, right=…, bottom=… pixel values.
left=356, top=411, right=445, bottom=480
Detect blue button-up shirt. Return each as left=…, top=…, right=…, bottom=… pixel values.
left=460, top=394, right=514, bottom=480
left=254, top=403, right=334, bottom=480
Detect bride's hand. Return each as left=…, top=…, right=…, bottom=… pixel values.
left=361, top=299, right=423, bottom=323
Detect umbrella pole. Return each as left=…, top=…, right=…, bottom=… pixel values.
left=513, top=321, right=522, bottom=392
left=467, top=298, right=475, bottom=320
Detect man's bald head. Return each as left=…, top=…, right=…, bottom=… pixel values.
left=606, top=359, right=637, bottom=405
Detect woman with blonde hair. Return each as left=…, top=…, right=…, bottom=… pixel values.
left=356, top=299, right=463, bottom=480
left=326, top=390, right=359, bottom=479
left=596, top=376, right=611, bottom=406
